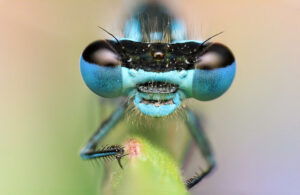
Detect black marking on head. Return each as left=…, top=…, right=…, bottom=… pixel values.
left=116, top=40, right=201, bottom=72
left=82, top=39, right=235, bottom=71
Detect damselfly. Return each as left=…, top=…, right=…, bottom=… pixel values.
left=80, top=2, right=236, bottom=190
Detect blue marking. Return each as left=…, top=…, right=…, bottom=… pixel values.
left=123, top=19, right=142, bottom=41
left=192, top=62, right=236, bottom=101
left=171, top=20, right=187, bottom=41
left=81, top=152, right=117, bottom=160
left=133, top=92, right=181, bottom=117
left=121, top=67, right=194, bottom=97
left=172, top=40, right=203, bottom=44
left=80, top=57, right=123, bottom=98
left=150, top=32, right=163, bottom=41
left=121, top=67, right=194, bottom=116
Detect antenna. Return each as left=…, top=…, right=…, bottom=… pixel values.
left=98, top=26, right=128, bottom=59
left=193, top=31, right=224, bottom=55
left=200, top=31, right=224, bottom=46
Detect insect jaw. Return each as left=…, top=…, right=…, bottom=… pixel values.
left=135, top=81, right=180, bottom=108
left=121, top=67, right=194, bottom=117
left=137, top=82, right=179, bottom=94
left=140, top=98, right=174, bottom=106
left=133, top=92, right=182, bottom=117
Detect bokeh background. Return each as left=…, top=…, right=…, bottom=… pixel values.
left=1, top=0, right=299, bottom=194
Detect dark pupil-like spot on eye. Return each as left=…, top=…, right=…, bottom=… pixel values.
left=92, top=49, right=120, bottom=66
left=82, top=40, right=121, bottom=67
left=195, top=43, right=235, bottom=70
left=195, top=52, right=223, bottom=70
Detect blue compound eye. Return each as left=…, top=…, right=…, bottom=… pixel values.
left=80, top=40, right=123, bottom=98
left=192, top=43, right=236, bottom=101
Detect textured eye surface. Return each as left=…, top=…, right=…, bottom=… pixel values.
left=195, top=43, right=235, bottom=70
left=192, top=42, right=236, bottom=101
left=80, top=40, right=123, bottom=98
left=82, top=40, right=121, bottom=66
left=92, top=49, right=121, bottom=66
left=195, top=52, right=223, bottom=69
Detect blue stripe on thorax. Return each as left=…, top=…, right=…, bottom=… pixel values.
left=123, top=19, right=142, bottom=42
left=123, top=18, right=187, bottom=42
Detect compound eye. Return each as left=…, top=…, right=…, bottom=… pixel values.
left=191, top=42, right=236, bottom=101
left=80, top=40, right=123, bottom=98
left=92, top=49, right=121, bottom=66
left=195, top=43, right=234, bottom=70
left=82, top=40, right=121, bottom=67
left=195, top=52, right=223, bottom=69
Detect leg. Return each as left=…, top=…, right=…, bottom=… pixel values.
left=184, top=108, right=216, bottom=189
left=80, top=102, right=128, bottom=167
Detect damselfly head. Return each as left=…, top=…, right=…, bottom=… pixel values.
left=80, top=2, right=236, bottom=117
left=80, top=39, right=235, bottom=117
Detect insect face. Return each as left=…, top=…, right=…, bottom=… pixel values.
left=80, top=39, right=235, bottom=117
left=80, top=2, right=237, bottom=189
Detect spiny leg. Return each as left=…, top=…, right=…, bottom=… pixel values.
left=80, top=102, right=128, bottom=167
left=184, top=108, right=216, bottom=189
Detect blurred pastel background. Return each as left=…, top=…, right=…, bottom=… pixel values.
left=0, top=0, right=299, bottom=195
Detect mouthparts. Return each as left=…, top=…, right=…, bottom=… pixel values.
left=137, top=81, right=178, bottom=94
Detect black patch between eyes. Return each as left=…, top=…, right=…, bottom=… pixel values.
left=82, top=39, right=235, bottom=72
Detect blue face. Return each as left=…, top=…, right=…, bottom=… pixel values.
left=80, top=7, right=235, bottom=117
left=80, top=38, right=236, bottom=117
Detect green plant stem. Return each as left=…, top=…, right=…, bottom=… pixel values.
left=104, top=135, right=189, bottom=195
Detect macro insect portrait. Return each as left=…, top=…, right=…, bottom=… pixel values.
left=80, top=1, right=235, bottom=194
left=2, top=0, right=300, bottom=195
